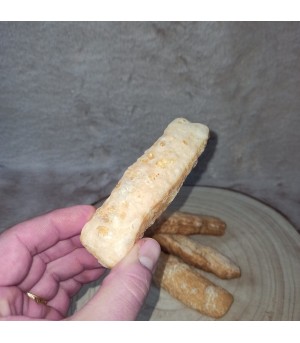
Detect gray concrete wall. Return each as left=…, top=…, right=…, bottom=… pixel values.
left=1, top=22, right=299, bottom=231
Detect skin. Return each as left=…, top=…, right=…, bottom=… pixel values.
left=0, top=205, right=161, bottom=320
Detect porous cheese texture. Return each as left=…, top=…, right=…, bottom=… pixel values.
left=80, top=118, right=209, bottom=268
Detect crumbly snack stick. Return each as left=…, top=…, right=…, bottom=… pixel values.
left=80, top=118, right=209, bottom=268
left=153, top=253, right=234, bottom=318
left=148, top=211, right=226, bottom=236
left=153, top=233, right=241, bottom=279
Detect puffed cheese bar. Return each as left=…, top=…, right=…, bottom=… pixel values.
left=153, top=233, right=241, bottom=279
left=80, top=118, right=209, bottom=268
left=153, top=252, right=234, bottom=318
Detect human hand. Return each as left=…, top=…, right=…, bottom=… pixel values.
left=0, top=205, right=160, bottom=320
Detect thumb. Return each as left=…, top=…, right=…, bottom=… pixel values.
left=71, top=238, right=161, bottom=320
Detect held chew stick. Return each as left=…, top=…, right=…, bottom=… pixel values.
left=80, top=118, right=209, bottom=268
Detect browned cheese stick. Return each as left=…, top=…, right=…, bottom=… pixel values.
left=153, top=253, right=234, bottom=319
left=153, top=233, right=241, bottom=279
left=149, top=211, right=226, bottom=236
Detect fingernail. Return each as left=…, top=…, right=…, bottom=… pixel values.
left=138, top=238, right=161, bottom=272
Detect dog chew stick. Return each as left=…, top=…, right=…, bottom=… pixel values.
left=149, top=211, right=226, bottom=236
left=153, top=253, right=234, bottom=318
left=153, top=233, right=241, bottom=279
left=80, top=118, right=209, bottom=268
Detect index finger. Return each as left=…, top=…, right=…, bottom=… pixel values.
left=4, top=205, right=95, bottom=255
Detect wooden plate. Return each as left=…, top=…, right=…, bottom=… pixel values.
left=70, top=186, right=300, bottom=320
left=137, top=186, right=300, bottom=320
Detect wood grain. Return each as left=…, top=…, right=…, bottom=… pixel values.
left=70, top=186, right=300, bottom=320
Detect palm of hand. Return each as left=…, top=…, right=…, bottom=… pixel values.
left=0, top=206, right=104, bottom=320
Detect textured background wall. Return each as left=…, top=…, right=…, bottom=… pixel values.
left=1, top=22, right=299, bottom=232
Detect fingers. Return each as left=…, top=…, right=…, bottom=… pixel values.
left=21, top=247, right=104, bottom=300
left=39, top=235, right=82, bottom=264
left=5, top=205, right=95, bottom=255
left=16, top=237, right=82, bottom=291
left=46, top=269, right=105, bottom=317
left=19, top=249, right=105, bottom=319
left=0, top=206, right=95, bottom=287
left=71, top=238, right=161, bottom=320
left=0, top=286, right=62, bottom=320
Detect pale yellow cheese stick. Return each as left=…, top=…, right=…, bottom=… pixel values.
left=80, top=118, right=209, bottom=268
left=153, top=253, right=234, bottom=318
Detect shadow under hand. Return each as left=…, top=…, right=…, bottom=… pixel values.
left=136, top=283, right=161, bottom=320
left=68, top=270, right=109, bottom=316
